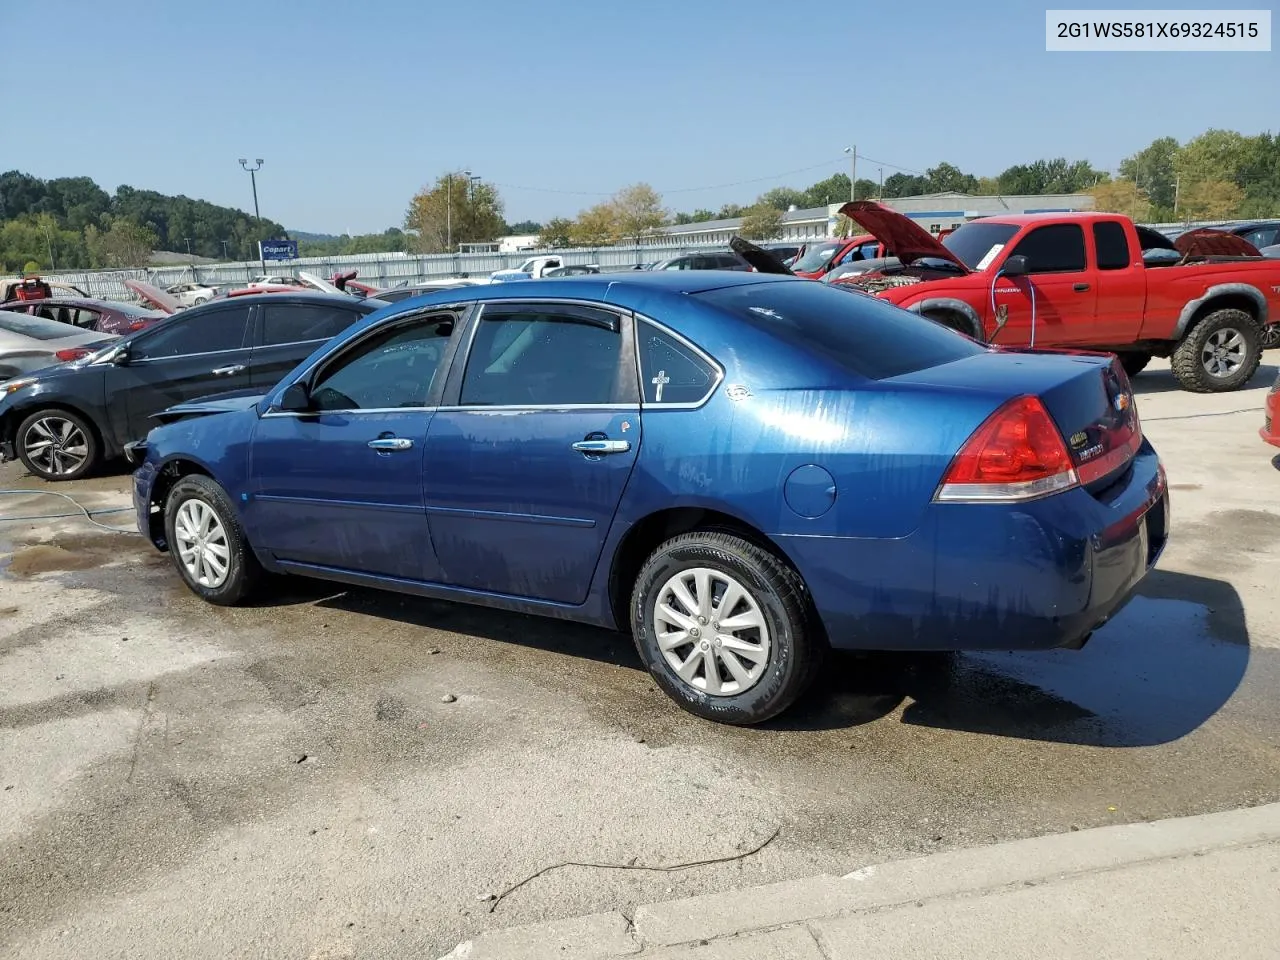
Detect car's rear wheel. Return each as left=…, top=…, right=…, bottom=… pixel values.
left=1260, top=323, right=1280, bottom=350
left=193, top=296, right=209, bottom=305
left=630, top=531, right=818, bottom=725
left=1120, top=351, right=1151, bottom=378
left=163, top=475, right=263, bottom=605
left=1170, top=308, right=1263, bottom=393
left=16, top=408, right=98, bottom=481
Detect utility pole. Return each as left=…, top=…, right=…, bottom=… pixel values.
left=1173, top=175, right=1181, bottom=220
left=844, top=146, right=857, bottom=201
left=220, top=240, right=231, bottom=259
left=446, top=172, right=453, bottom=253
left=239, top=158, right=266, bottom=272
left=877, top=167, right=884, bottom=200
left=41, top=223, right=55, bottom=270
left=184, top=237, right=193, bottom=262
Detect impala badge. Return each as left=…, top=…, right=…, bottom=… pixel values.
left=726, top=384, right=752, bottom=401
left=1069, top=431, right=1089, bottom=449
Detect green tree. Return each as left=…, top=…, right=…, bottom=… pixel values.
left=739, top=203, right=784, bottom=240
left=1120, top=137, right=1179, bottom=214
left=611, top=183, right=666, bottom=245
left=881, top=172, right=931, bottom=198
left=507, top=219, right=542, bottom=234
left=924, top=162, right=979, bottom=194
left=570, top=202, right=618, bottom=246
left=759, top=187, right=808, bottom=211
left=716, top=203, right=745, bottom=219
left=404, top=171, right=506, bottom=254
left=538, top=217, right=575, bottom=248
left=1088, top=180, right=1153, bottom=221
left=1179, top=179, right=1245, bottom=220
left=84, top=216, right=157, bottom=268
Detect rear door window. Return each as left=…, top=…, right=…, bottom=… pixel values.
left=1092, top=221, right=1132, bottom=270
left=261, top=303, right=363, bottom=346
left=131, top=305, right=251, bottom=359
left=637, top=320, right=719, bottom=405
left=460, top=305, right=623, bottom=406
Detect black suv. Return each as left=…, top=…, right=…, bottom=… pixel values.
left=0, top=292, right=387, bottom=481
left=652, top=252, right=753, bottom=272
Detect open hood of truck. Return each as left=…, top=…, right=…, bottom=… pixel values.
left=838, top=201, right=969, bottom=273
left=1173, top=228, right=1261, bottom=259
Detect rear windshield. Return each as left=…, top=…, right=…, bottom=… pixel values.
left=98, top=300, right=159, bottom=316
left=0, top=310, right=76, bottom=341
left=696, top=280, right=984, bottom=380
left=942, top=222, right=1020, bottom=269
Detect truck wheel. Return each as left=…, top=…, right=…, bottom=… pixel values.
left=630, top=531, right=819, bottom=725
left=923, top=310, right=981, bottom=341
left=1120, top=352, right=1151, bottom=378
left=1261, top=324, right=1280, bottom=350
left=1170, top=309, right=1262, bottom=393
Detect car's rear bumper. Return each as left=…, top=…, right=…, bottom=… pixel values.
left=780, top=441, right=1169, bottom=652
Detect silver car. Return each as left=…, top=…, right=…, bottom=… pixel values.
left=0, top=310, right=117, bottom=382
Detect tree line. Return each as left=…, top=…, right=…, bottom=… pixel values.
left=0, top=171, right=287, bottom=274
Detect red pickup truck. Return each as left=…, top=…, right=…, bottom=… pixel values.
left=832, top=201, right=1280, bottom=393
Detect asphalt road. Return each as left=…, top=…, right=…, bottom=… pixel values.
left=2, top=358, right=1278, bottom=960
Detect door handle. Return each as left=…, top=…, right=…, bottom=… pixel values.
left=1073, top=282, right=1090, bottom=292
left=572, top=439, right=631, bottom=455
left=367, top=437, right=414, bottom=452
left=211, top=364, right=246, bottom=376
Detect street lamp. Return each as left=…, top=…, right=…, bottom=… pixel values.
left=843, top=146, right=857, bottom=202
left=239, top=158, right=265, bottom=271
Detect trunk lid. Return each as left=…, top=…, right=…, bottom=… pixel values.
left=124, top=279, right=181, bottom=314
left=892, top=348, right=1142, bottom=492
left=838, top=200, right=970, bottom=273
left=1174, top=228, right=1261, bottom=259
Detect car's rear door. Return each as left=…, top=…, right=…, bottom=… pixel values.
left=249, top=299, right=370, bottom=390
left=1089, top=220, right=1146, bottom=344
left=107, top=302, right=255, bottom=444
left=422, top=300, right=641, bottom=604
left=991, top=223, right=1098, bottom=346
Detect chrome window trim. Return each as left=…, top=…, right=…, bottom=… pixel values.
left=632, top=312, right=724, bottom=410
left=436, top=403, right=639, bottom=413
left=122, top=344, right=252, bottom=364
left=261, top=406, right=437, bottom=418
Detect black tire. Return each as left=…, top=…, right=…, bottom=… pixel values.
left=1170, top=308, right=1263, bottom=393
left=1261, top=323, right=1280, bottom=350
left=924, top=310, right=981, bottom=341
left=630, top=531, right=818, bottom=725
left=162, top=475, right=264, bottom=606
left=1120, top=352, right=1151, bottom=378
left=15, top=408, right=99, bottom=482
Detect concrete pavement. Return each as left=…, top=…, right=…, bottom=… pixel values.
left=444, top=802, right=1280, bottom=958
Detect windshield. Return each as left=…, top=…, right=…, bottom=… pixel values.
left=0, top=310, right=77, bottom=340
left=790, top=241, right=844, bottom=272
left=941, top=222, right=1019, bottom=270
left=99, top=300, right=160, bottom=316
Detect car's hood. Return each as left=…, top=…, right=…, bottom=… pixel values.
left=838, top=201, right=969, bottom=273
left=729, top=236, right=793, bottom=274
left=297, top=270, right=345, bottom=295
left=150, top=389, right=267, bottom=424
left=124, top=279, right=181, bottom=314
left=1173, top=228, right=1262, bottom=258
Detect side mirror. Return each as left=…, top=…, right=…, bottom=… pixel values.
left=1002, top=254, right=1029, bottom=277
left=111, top=346, right=131, bottom=366
left=278, top=382, right=311, bottom=412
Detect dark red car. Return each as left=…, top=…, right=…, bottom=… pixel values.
left=0, top=297, right=167, bottom=335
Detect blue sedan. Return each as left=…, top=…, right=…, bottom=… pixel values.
left=131, top=272, right=1169, bottom=725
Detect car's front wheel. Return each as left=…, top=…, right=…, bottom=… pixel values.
left=16, top=408, right=98, bottom=481
left=630, top=531, right=819, bottom=725
left=163, top=475, right=263, bottom=605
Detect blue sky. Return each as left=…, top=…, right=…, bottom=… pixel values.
left=5, top=1, right=1274, bottom=233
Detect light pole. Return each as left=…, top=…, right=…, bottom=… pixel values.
left=239, top=158, right=265, bottom=272
left=844, top=146, right=857, bottom=202
left=41, top=223, right=56, bottom=271
left=446, top=172, right=453, bottom=253
left=877, top=167, right=884, bottom=200
left=220, top=240, right=231, bottom=260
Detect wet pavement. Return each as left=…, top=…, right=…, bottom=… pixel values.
left=1, top=358, right=1278, bottom=959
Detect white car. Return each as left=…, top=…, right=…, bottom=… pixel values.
left=165, top=282, right=220, bottom=307
left=247, top=275, right=308, bottom=289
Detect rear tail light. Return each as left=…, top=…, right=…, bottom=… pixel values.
left=54, top=347, right=93, bottom=362
left=128, top=320, right=148, bottom=331
left=935, top=395, right=1079, bottom=502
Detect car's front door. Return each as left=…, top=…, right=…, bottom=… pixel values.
left=107, top=303, right=255, bottom=445
left=991, top=223, right=1098, bottom=346
left=248, top=310, right=459, bottom=580
left=422, top=301, right=641, bottom=605
left=249, top=299, right=371, bottom=390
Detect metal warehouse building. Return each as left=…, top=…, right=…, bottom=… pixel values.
left=658, top=191, right=1096, bottom=245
